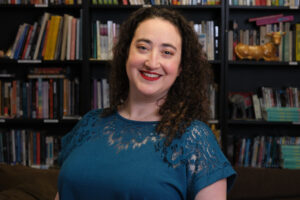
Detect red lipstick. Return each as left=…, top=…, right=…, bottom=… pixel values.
left=140, top=71, right=161, bottom=81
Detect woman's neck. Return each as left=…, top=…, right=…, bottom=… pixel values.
left=118, top=95, right=164, bottom=122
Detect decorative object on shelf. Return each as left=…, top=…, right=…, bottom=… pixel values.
left=234, top=31, right=285, bottom=61
left=228, top=92, right=253, bottom=119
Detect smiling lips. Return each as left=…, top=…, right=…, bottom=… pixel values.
left=140, top=71, right=161, bottom=81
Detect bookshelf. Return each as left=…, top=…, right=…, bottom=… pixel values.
left=0, top=0, right=300, bottom=168
left=224, top=3, right=300, bottom=168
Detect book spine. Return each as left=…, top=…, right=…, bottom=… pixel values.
left=296, top=24, right=300, bottom=61
left=256, top=15, right=294, bottom=26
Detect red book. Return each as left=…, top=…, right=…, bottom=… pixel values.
left=256, top=15, right=294, bottom=26
left=70, top=18, right=77, bottom=60
left=249, top=14, right=284, bottom=22
left=21, top=25, right=33, bottom=60
left=255, top=0, right=261, bottom=6
left=36, top=132, right=41, bottom=165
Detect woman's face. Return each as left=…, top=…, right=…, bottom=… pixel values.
left=126, top=17, right=182, bottom=101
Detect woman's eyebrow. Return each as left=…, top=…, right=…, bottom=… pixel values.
left=136, top=38, right=177, bottom=51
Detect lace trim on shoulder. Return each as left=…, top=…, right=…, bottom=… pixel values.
left=156, top=121, right=225, bottom=176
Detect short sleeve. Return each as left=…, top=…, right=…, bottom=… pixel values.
left=185, top=121, right=236, bottom=200
left=58, top=109, right=102, bottom=166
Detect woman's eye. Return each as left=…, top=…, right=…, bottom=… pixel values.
left=137, top=46, right=147, bottom=51
left=163, top=50, right=173, bottom=56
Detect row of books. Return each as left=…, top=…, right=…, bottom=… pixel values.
left=228, top=0, right=299, bottom=8
left=193, top=21, right=218, bottom=61
left=234, top=135, right=300, bottom=168
left=0, top=0, right=82, bottom=5
left=280, top=144, right=300, bottom=169
left=228, top=86, right=300, bottom=120
left=264, top=107, right=300, bottom=122
left=0, top=129, right=61, bottom=168
left=91, top=79, right=110, bottom=110
left=6, top=12, right=82, bottom=61
left=0, top=77, right=80, bottom=119
left=91, top=20, right=119, bottom=61
left=91, top=0, right=220, bottom=5
left=228, top=20, right=300, bottom=62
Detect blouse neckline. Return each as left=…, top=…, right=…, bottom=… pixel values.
left=115, top=111, right=159, bottom=124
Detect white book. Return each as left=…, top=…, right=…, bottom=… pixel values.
left=33, top=12, right=50, bottom=60
left=107, top=20, right=113, bottom=60
left=208, top=21, right=214, bottom=60
left=76, top=19, right=80, bottom=60
left=66, top=15, right=73, bottom=60
left=252, top=94, right=262, bottom=120
left=97, top=80, right=102, bottom=109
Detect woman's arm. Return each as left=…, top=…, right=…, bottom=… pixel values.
left=194, top=178, right=227, bottom=200
left=54, top=192, right=59, bottom=200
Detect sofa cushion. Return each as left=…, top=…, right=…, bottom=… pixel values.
left=228, top=167, right=300, bottom=200
left=0, top=164, right=59, bottom=200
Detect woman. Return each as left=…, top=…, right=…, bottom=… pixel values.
left=56, top=7, right=236, bottom=200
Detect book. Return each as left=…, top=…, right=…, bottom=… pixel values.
left=249, top=14, right=284, bottom=22
left=60, top=14, right=70, bottom=61
left=24, top=22, right=38, bottom=60
left=256, top=15, right=294, bottom=26
left=296, top=24, right=300, bottom=61
left=252, top=94, right=262, bottom=120
left=33, top=12, right=50, bottom=60
left=21, top=25, right=33, bottom=60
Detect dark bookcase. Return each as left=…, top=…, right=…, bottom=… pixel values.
left=0, top=0, right=299, bottom=168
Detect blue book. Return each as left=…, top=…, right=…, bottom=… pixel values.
left=14, top=24, right=29, bottom=60
left=244, top=138, right=251, bottom=167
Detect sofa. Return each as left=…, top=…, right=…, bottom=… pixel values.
left=1, top=164, right=300, bottom=200
left=0, top=164, right=58, bottom=200
left=228, top=167, right=300, bottom=200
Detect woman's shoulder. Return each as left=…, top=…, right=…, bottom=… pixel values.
left=183, top=120, right=215, bottom=141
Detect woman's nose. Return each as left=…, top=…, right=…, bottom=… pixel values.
left=144, top=50, right=161, bottom=69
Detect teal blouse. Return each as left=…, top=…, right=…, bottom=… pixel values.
left=58, top=109, right=236, bottom=200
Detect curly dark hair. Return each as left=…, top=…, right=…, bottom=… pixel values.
left=102, top=7, right=213, bottom=145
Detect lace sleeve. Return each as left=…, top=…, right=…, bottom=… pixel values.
left=185, top=121, right=236, bottom=200
left=58, top=109, right=102, bottom=166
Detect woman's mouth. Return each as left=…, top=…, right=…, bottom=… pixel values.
left=140, top=71, right=161, bottom=81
